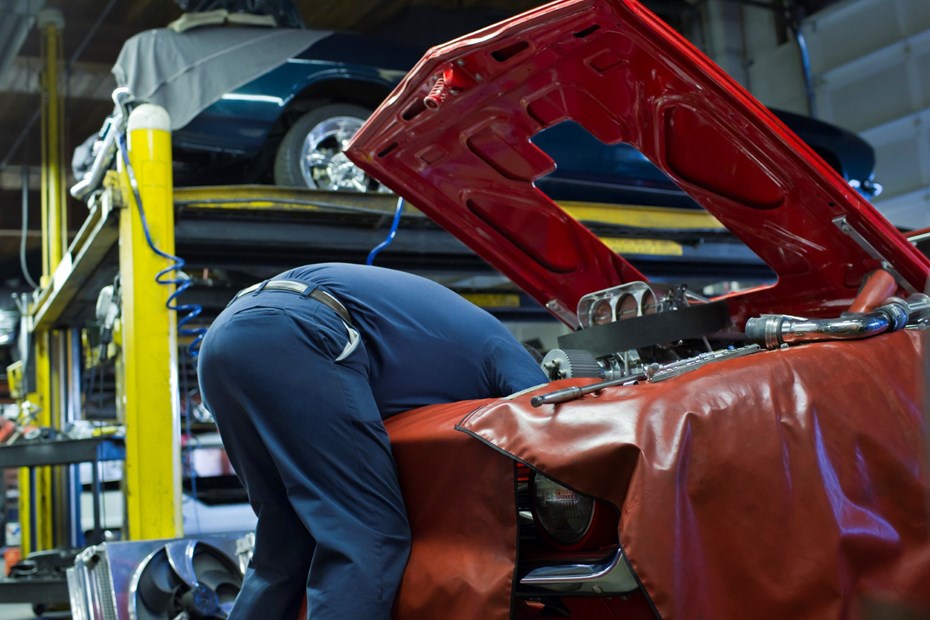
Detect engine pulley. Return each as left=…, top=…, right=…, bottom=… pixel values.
left=541, top=348, right=602, bottom=380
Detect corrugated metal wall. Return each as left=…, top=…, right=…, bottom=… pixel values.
left=741, top=0, right=929, bottom=228
left=803, top=0, right=930, bottom=228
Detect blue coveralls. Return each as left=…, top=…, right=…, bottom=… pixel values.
left=198, top=263, right=547, bottom=619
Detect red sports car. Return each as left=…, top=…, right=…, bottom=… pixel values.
left=65, top=1, right=930, bottom=619
left=347, top=0, right=930, bottom=618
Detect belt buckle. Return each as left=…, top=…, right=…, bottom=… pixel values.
left=229, top=280, right=266, bottom=306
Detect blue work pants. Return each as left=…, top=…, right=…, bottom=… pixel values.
left=198, top=291, right=411, bottom=619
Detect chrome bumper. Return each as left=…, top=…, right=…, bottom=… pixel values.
left=518, top=548, right=638, bottom=595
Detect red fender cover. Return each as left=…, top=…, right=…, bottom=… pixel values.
left=386, top=398, right=517, bottom=619
left=458, top=330, right=930, bottom=619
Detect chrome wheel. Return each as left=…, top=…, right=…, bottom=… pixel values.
left=298, top=116, right=386, bottom=192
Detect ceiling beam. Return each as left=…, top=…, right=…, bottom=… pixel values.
left=0, top=165, right=43, bottom=191
left=0, top=55, right=115, bottom=101
left=0, top=0, right=45, bottom=82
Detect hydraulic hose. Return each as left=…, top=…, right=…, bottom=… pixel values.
left=746, top=294, right=930, bottom=350
left=366, top=196, right=404, bottom=265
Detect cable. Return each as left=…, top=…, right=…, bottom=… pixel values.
left=116, top=133, right=206, bottom=356
left=19, top=164, right=38, bottom=289
left=792, top=23, right=816, bottom=117
left=366, top=196, right=405, bottom=265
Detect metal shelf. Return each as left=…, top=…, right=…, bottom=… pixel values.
left=0, top=437, right=125, bottom=469
left=0, top=437, right=122, bottom=607
left=0, top=576, right=70, bottom=604
left=31, top=185, right=513, bottom=330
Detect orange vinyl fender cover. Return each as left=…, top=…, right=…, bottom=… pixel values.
left=458, top=329, right=930, bottom=619
left=386, top=398, right=518, bottom=620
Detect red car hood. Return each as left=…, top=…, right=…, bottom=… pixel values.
left=347, top=0, right=928, bottom=326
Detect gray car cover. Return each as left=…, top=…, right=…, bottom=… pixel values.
left=112, top=26, right=330, bottom=129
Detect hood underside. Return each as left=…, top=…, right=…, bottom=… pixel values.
left=347, top=0, right=929, bottom=326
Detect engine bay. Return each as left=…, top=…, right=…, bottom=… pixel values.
left=535, top=277, right=930, bottom=408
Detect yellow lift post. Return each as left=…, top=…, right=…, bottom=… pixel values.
left=117, top=104, right=183, bottom=540
left=24, top=103, right=183, bottom=545
left=19, top=7, right=67, bottom=554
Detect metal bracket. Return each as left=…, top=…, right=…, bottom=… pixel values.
left=546, top=298, right=579, bottom=330
left=645, top=344, right=761, bottom=382
left=832, top=215, right=916, bottom=294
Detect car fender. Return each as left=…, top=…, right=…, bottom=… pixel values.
left=175, top=61, right=402, bottom=155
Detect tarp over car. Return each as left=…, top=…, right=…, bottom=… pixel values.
left=386, top=398, right=518, bottom=619
left=459, top=329, right=930, bottom=618
left=113, top=25, right=328, bottom=129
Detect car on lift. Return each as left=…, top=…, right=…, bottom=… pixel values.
left=70, top=5, right=882, bottom=208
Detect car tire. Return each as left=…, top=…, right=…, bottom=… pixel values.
left=273, top=103, right=387, bottom=192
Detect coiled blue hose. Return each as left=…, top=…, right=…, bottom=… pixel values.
left=117, top=133, right=206, bottom=357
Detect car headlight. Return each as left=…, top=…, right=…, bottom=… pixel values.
left=532, top=474, right=594, bottom=546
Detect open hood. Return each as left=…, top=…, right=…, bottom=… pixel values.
left=347, top=0, right=929, bottom=327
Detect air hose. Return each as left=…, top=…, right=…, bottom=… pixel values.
left=366, top=196, right=405, bottom=265
left=116, top=133, right=206, bottom=357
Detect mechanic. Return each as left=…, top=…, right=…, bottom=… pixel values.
left=198, top=262, right=548, bottom=620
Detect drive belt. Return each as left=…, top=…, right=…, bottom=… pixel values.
left=557, top=301, right=730, bottom=356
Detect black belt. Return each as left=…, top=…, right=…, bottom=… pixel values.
left=232, top=280, right=353, bottom=326
left=558, top=300, right=729, bottom=356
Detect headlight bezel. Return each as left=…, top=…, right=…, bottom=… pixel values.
left=529, top=472, right=597, bottom=549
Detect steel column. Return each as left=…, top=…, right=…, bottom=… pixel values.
left=38, top=7, right=66, bottom=278
left=20, top=8, right=66, bottom=553
left=18, top=330, right=53, bottom=552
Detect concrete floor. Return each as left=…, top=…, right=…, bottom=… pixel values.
left=0, top=606, right=33, bottom=620
left=0, top=605, right=68, bottom=619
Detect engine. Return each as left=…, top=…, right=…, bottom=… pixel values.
left=539, top=276, right=930, bottom=401
left=542, top=281, right=733, bottom=382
